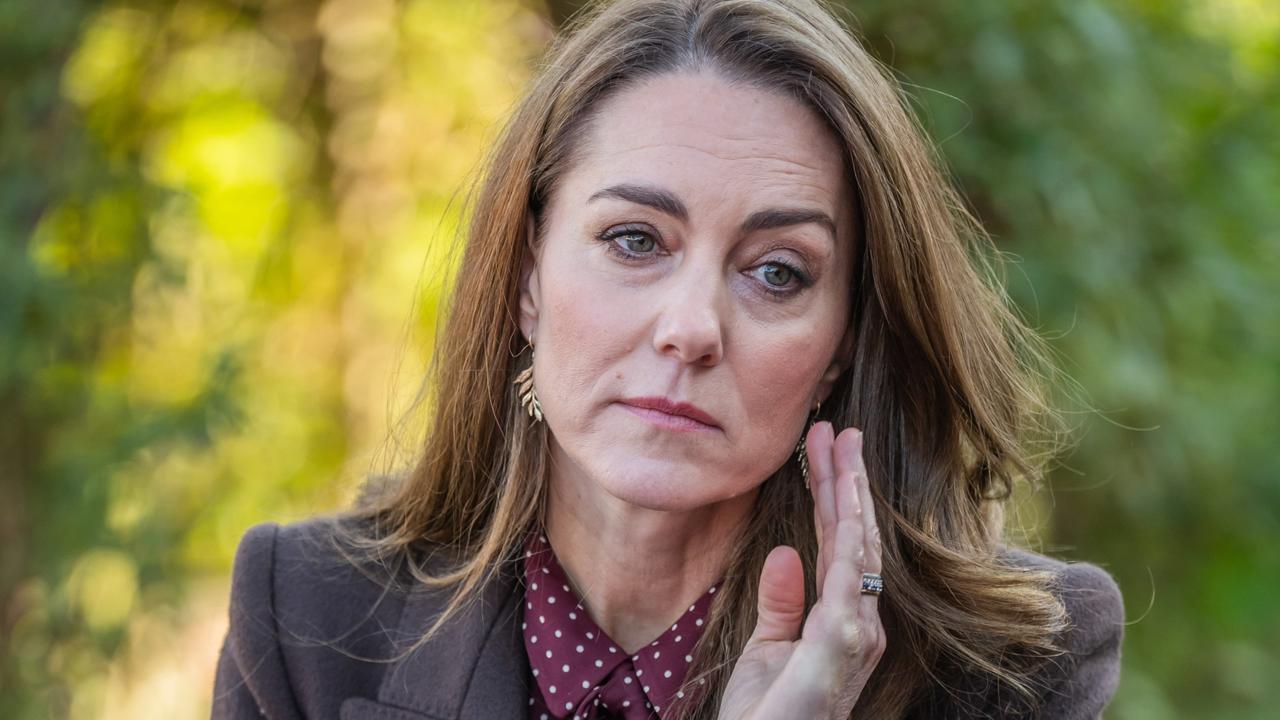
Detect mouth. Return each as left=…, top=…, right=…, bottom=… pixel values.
left=615, top=396, right=720, bottom=432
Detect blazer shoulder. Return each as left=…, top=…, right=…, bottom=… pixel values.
left=227, top=516, right=381, bottom=606
left=227, top=521, right=280, bottom=611
left=217, top=513, right=428, bottom=719
left=230, top=508, right=466, bottom=629
left=217, top=521, right=303, bottom=719
left=240, top=513, right=414, bottom=631
left=994, top=546, right=1126, bottom=719
left=998, top=547, right=1125, bottom=656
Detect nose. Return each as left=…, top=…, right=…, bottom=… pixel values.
left=651, top=268, right=725, bottom=366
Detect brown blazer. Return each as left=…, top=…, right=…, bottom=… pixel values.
left=212, top=516, right=1124, bottom=719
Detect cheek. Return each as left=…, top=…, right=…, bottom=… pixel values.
left=742, top=352, right=817, bottom=409
left=731, top=326, right=834, bottom=460
left=535, top=253, right=635, bottom=411
left=739, top=350, right=817, bottom=431
left=541, top=259, right=630, bottom=360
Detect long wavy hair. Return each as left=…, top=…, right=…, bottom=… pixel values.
left=330, top=0, right=1077, bottom=716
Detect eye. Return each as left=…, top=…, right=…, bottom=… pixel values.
left=761, top=262, right=794, bottom=287
left=618, top=233, right=657, bottom=254
left=751, top=260, right=810, bottom=298
left=598, top=224, right=661, bottom=260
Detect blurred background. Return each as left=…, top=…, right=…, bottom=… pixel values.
left=1, top=0, right=1276, bottom=717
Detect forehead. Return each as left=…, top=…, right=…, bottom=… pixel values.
left=566, top=70, right=853, bottom=223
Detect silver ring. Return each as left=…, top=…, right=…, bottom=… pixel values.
left=860, top=572, right=883, bottom=596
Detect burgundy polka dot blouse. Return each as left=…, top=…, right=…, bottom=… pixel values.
left=521, top=529, right=722, bottom=719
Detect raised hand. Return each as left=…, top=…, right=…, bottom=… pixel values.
left=717, top=423, right=885, bottom=720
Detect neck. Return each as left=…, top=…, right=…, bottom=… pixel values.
left=543, top=446, right=757, bottom=655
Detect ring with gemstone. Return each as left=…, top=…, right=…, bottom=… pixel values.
left=860, top=572, right=883, bottom=595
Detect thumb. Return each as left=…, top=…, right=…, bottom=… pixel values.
left=749, top=545, right=806, bottom=645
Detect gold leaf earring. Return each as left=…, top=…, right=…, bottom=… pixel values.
left=795, top=400, right=821, bottom=490
left=514, top=345, right=543, bottom=423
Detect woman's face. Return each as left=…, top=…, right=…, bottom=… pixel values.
left=519, top=69, right=857, bottom=511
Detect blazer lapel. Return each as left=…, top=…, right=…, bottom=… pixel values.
left=457, top=571, right=532, bottom=720
left=343, top=555, right=531, bottom=720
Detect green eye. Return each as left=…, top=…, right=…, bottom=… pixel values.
left=599, top=225, right=661, bottom=260
left=761, top=262, right=793, bottom=287
left=621, top=234, right=656, bottom=253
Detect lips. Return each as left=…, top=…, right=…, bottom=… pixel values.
left=617, top=396, right=720, bottom=429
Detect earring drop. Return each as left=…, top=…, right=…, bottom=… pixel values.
left=796, top=401, right=821, bottom=489
left=514, top=346, right=543, bottom=423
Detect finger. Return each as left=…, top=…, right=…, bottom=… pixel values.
left=852, top=435, right=885, bottom=640
left=853, top=436, right=882, bottom=575
left=822, top=445, right=866, bottom=613
left=806, top=421, right=837, bottom=591
left=748, top=545, right=807, bottom=645
left=798, top=464, right=875, bottom=679
left=812, top=494, right=825, bottom=595
left=832, top=427, right=860, bottom=491
left=832, top=427, right=863, bottom=534
left=804, top=422, right=825, bottom=592
left=830, top=427, right=863, bottom=591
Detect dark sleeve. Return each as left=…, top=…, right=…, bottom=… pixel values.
left=212, top=522, right=305, bottom=720
left=1036, top=561, right=1126, bottom=720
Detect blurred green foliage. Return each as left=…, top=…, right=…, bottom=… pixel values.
left=1, top=0, right=1275, bottom=717
left=834, top=2, right=1280, bottom=716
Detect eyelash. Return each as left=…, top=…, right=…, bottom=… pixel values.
left=596, top=225, right=813, bottom=299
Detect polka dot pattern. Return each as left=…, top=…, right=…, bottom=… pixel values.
left=521, top=528, right=720, bottom=719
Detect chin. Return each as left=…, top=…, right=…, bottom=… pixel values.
left=591, top=456, right=726, bottom=511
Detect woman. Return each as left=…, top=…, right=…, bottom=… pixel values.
left=212, top=0, right=1124, bottom=718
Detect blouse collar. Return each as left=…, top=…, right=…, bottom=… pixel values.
left=521, top=528, right=721, bottom=718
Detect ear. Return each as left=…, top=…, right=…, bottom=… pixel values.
left=517, top=214, right=541, bottom=345
left=814, top=319, right=856, bottom=409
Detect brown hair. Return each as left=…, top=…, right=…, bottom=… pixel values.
left=332, top=0, right=1076, bottom=716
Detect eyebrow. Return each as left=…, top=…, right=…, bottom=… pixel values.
left=587, top=183, right=837, bottom=241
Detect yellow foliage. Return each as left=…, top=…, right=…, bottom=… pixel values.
left=66, top=549, right=139, bottom=632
